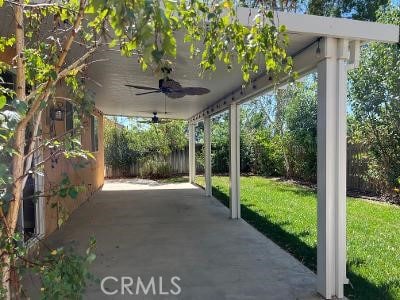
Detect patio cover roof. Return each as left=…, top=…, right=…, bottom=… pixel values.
left=87, top=8, right=399, bottom=120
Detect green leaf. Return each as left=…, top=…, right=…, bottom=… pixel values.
left=243, top=72, right=250, bottom=82
left=85, top=4, right=95, bottom=14
left=165, top=0, right=177, bottom=11
left=266, top=58, right=276, bottom=70
left=60, top=175, right=70, bottom=185
left=68, top=187, right=79, bottom=199
left=59, top=188, right=67, bottom=198
left=0, top=95, right=6, bottom=109
left=48, top=69, right=57, bottom=80
left=12, top=99, right=28, bottom=115
left=126, top=39, right=137, bottom=51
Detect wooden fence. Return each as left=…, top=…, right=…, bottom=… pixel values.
left=105, top=148, right=190, bottom=178
left=105, top=143, right=377, bottom=194
left=346, top=143, right=377, bottom=194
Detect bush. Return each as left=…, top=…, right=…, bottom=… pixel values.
left=139, top=157, right=172, bottom=179
left=104, top=126, right=136, bottom=176
left=348, top=7, right=400, bottom=195
left=196, top=145, right=205, bottom=174
left=211, top=113, right=230, bottom=174
left=104, top=118, right=188, bottom=178
left=254, top=132, right=286, bottom=176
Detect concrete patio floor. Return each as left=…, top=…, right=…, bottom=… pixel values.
left=39, top=179, right=320, bottom=299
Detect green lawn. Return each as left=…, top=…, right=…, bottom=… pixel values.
left=195, top=175, right=400, bottom=300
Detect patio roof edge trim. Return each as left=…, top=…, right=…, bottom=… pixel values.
left=237, top=8, right=400, bottom=44
left=188, top=37, right=323, bottom=123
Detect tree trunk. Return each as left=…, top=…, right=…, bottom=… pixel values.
left=2, top=1, right=26, bottom=298
left=8, top=0, right=26, bottom=231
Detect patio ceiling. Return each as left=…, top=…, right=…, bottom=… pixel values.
left=87, top=9, right=399, bottom=120
left=87, top=31, right=314, bottom=119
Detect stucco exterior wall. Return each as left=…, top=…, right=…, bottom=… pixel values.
left=0, top=47, right=14, bottom=64
left=41, top=104, right=104, bottom=236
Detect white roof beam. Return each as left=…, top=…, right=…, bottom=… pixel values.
left=237, top=8, right=400, bottom=43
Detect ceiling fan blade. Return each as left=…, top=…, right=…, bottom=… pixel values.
left=135, top=111, right=172, bottom=117
left=181, top=87, right=210, bottom=95
left=135, top=91, right=161, bottom=96
left=135, top=110, right=171, bottom=114
left=166, top=92, right=186, bottom=99
left=125, top=84, right=160, bottom=91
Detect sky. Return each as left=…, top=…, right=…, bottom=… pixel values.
left=106, top=116, right=134, bottom=128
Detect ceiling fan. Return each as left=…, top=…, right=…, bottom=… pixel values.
left=138, top=112, right=171, bottom=124
left=125, top=77, right=210, bottom=99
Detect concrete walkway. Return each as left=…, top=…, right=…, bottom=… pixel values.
left=43, top=179, right=319, bottom=299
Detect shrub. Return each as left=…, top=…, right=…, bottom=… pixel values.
left=139, top=157, right=172, bottom=179
left=104, top=126, right=136, bottom=176
left=348, top=7, right=400, bottom=195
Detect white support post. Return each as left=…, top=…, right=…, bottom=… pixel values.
left=188, top=122, right=196, bottom=184
left=317, top=37, right=349, bottom=299
left=204, top=116, right=212, bottom=196
left=229, top=103, right=240, bottom=219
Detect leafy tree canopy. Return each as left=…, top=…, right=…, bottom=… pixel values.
left=348, top=6, right=400, bottom=192
left=307, top=0, right=389, bottom=20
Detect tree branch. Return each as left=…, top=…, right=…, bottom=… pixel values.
left=23, top=128, right=75, bottom=161
left=55, top=0, right=86, bottom=73
left=19, top=0, right=87, bottom=129
left=5, top=0, right=63, bottom=8
left=22, top=111, right=43, bottom=189
left=57, top=46, right=98, bottom=79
